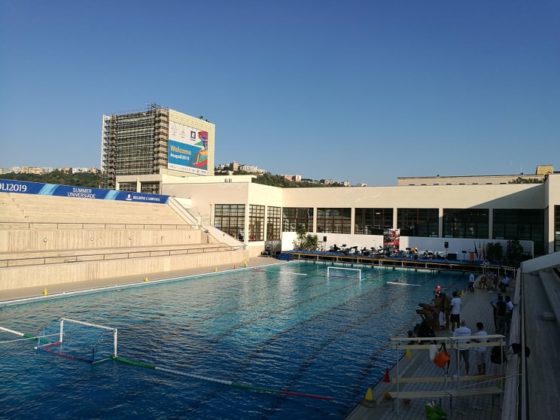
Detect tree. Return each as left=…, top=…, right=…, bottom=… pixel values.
left=293, top=223, right=318, bottom=251
left=485, top=242, right=503, bottom=264
left=505, top=240, right=525, bottom=267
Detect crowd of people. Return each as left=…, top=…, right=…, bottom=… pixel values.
left=409, top=271, right=514, bottom=375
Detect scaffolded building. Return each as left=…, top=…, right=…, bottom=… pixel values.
left=101, top=104, right=214, bottom=193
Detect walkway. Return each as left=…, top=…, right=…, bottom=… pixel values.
left=347, top=285, right=509, bottom=419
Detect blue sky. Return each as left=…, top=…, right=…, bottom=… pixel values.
left=1, top=0, right=558, bottom=186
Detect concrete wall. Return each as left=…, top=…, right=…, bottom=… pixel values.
left=282, top=183, right=545, bottom=209
left=0, top=249, right=248, bottom=291
left=546, top=174, right=560, bottom=253
left=521, top=251, right=560, bottom=274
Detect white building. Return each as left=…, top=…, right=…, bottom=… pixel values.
left=114, top=172, right=560, bottom=258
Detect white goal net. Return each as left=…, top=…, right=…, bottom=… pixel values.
left=327, top=266, right=362, bottom=281
left=36, top=318, right=118, bottom=364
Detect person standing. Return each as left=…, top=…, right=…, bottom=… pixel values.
left=453, top=320, right=472, bottom=375
left=450, top=291, right=462, bottom=331
left=473, top=322, right=488, bottom=375
left=493, top=295, right=508, bottom=335
left=469, top=272, right=476, bottom=292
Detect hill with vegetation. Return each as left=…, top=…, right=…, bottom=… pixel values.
left=1, top=171, right=101, bottom=188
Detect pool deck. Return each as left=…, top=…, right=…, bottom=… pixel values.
left=0, top=256, right=281, bottom=304
left=346, top=286, right=507, bottom=420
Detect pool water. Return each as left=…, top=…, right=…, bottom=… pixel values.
left=0, top=262, right=467, bottom=419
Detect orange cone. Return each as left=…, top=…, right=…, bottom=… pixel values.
left=383, top=369, right=390, bottom=383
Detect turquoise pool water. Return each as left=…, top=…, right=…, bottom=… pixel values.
left=0, top=262, right=467, bottom=418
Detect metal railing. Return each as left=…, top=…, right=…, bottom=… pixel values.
left=0, top=221, right=193, bottom=230
left=0, top=245, right=243, bottom=268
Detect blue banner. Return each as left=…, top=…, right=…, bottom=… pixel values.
left=0, top=179, right=169, bottom=204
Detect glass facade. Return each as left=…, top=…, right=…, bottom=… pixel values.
left=214, top=204, right=245, bottom=241
left=282, top=208, right=314, bottom=232
left=397, top=208, right=439, bottom=237
left=316, top=208, right=351, bottom=234
left=249, top=205, right=265, bottom=241
left=443, top=209, right=489, bottom=239
left=266, top=206, right=282, bottom=240
left=493, top=209, right=545, bottom=255
left=355, top=208, right=393, bottom=235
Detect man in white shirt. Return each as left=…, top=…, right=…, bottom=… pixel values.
left=450, top=291, right=462, bottom=331
left=472, top=322, right=488, bottom=375
left=469, top=273, right=475, bottom=292
left=453, top=320, right=471, bottom=375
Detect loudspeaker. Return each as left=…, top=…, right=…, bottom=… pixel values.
left=323, top=236, right=327, bottom=242
left=444, top=241, right=449, bottom=249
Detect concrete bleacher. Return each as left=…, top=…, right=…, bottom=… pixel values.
left=0, top=192, right=247, bottom=294
left=0, top=193, right=186, bottom=225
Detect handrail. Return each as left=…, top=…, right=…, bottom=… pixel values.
left=0, top=221, right=192, bottom=230
left=0, top=245, right=243, bottom=268
left=167, top=197, right=201, bottom=228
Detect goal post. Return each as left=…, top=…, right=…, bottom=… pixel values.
left=37, top=317, right=118, bottom=364
left=327, top=266, right=362, bottom=281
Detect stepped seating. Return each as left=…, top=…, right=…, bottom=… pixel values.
left=0, top=191, right=219, bottom=261
left=0, top=193, right=185, bottom=225
left=0, top=191, right=247, bottom=293
left=0, top=243, right=233, bottom=268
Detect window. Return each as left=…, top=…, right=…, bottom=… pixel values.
left=249, top=205, right=265, bottom=241
left=443, top=209, right=489, bottom=239
left=355, top=208, right=393, bottom=235
left=214, top=204, right=245, bottom=240
left=316, top=208, right=351, bottom=234
left=140, top=182, right=160, bottom=194
left=397, top=208, right=438, bottom=237
left=494, top=209, right=545, bottom=255
left=282, top=208, right=313, bottom=232
left=118, top=182, right=137, bottom=192
left=266, top=206, right=281, bottom=240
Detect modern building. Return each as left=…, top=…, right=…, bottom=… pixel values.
left=121, top=172, right=558, bottom=258
left=101, top=104, right=214, bottom=192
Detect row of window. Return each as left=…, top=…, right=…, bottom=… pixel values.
left=214, top=205, right=547, bottom=254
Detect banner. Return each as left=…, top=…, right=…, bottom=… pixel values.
left=167, top=120, right=208, bottom=175
left=383, top=228, right=400, bottom=250
left=0, top=179, right=168, bottom=204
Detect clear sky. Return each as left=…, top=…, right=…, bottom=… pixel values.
left=1, top=0, right=558, bottom=186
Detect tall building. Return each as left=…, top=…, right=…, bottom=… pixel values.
left=101, top=104, right=214, bottom=191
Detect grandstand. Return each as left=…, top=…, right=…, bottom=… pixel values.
left=0, top=192, right=247, bottom=293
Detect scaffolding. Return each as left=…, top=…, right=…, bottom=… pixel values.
left=101, top=104, right=169, bottom=189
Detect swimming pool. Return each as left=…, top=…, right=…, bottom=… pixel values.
left=0, top=262, right=466, bottom=418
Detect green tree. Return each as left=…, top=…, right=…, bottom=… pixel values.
left=505, top=240, right=525, bottom=267
left=485, top=242, right=503, bottom=263
left=293, top=223, right=307, bottom=250
left=302, top=234, right=318, bottom=251
left=1, top=171, right=101, bottom=188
